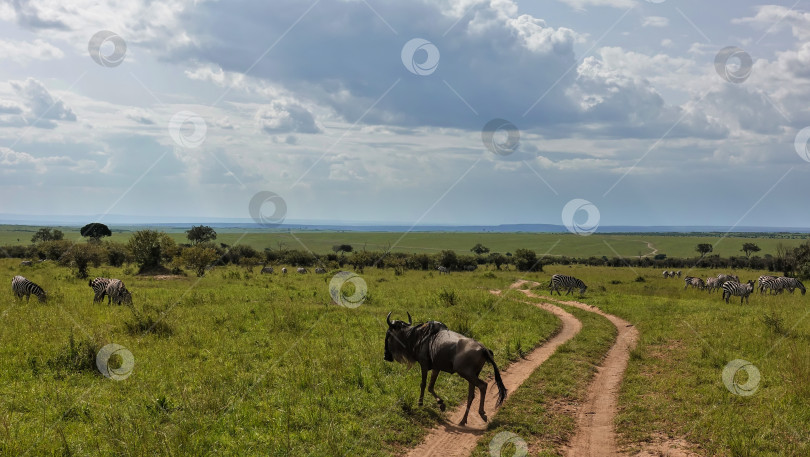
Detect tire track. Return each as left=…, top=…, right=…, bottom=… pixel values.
left=403, top=283, right=582, bottom=457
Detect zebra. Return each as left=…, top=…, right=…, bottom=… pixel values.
left=105, top=279, right=132, bottom=305
left=780, top=277, right=806, bottom=295
left=11, top=276, right=46, bottom=302
left=675, top=270, right=682, bottom=278
left=297, top=267, right=308, bottom=274
left=437, top=266, right=449, bottom=275
left=89, top=277, right=112, bottom=303
left=314, top=267, right=326, bottom=274
left=760, top=276, right=786, bottom=295
left=662, top=270, right=671, bottom=278
left=705, top=277, right=721, bottom=293
left=684, top=276, right=704, bottom=290
left=20, top=260, right=32, bottom=266
left=281, top=267, right=287, bottom=274
left=717, top=274, right=739, bottom=285
left=260, top=266, right=274, bottom=274
left=722, top=280, right=755, bottom=304
left=550, top=274, right=587, bottom=296
left=758, top=275, right=778, bottom=294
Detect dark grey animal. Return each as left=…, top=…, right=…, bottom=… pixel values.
left=314, top=267, right=326, bottom=274
left=261, top=266, right=273, bottom=274
left=464, top=265, right=476, bottom=272
left=383, top=312, right=507, bottom=426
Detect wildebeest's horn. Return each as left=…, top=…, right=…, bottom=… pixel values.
left=407, top=312, right=412, bottom=325
left=386, top=311, right=393, bottom=327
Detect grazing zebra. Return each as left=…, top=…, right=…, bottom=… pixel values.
left=105, top=279, right=132, bottom=305
left=19, top=260, right=32, bottom=267
left=297, top=267, right=308, bottom=274
left=282, top=267, right=287, bottom=274
left=261, top=266, right=273, bottom=274
left=760, top=276, right=786, bottom=295
left=89, top=277, right=112, bottom=303
left=11, top=275, right=46, bottom=302
left=705, top=277, right=721, bottom=293
left=314, top=267, right=326, bottom=274
left=758, top=275, right=778, bottom=294
left=722, top=280, right=755, bottom=304
left=662, top=270, right=671, bottom=278
left=550, top=274, right=587, bottom=295
left=675, top=270, right=682, bottom=278
left=437, top=266, right=449, bottom=275
left=684, top=276, right=705, bottom=290
left=780, top=277, right=806, bottom=295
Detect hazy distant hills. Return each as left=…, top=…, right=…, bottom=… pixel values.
left=1, top=214, right=809, bottom=233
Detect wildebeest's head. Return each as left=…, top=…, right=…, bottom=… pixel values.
left=384, top=311, right=412, bottom=363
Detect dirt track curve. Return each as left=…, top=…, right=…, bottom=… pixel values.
left=404, top=283, right=582, bottom=457
left=401, top=280, right=640, bottom=457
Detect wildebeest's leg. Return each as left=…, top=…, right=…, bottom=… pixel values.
left=418, top=365, right=428, bottom=406
left=459, top=381, right=475, bottom=426
left=476, top=377, right=488, bottom=422
left=427, top=369, right=445, bottom=411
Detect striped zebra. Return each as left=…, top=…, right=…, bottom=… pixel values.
left=717, top=274, right=739, bottom=285
left=314, top=267, right=326, bottom=274
left=758, top=275, right=777, bottom=294
left=760, top=276, right=786, bottom=295
left=11, top=275, right=46, bottom=302
left=550, top=274, right=587, bottom=295
left=780, top=277, right=806, bottom=295
left=675, top=270, right=682, bottom=278
left=260, top=266, right=273, bottom=274
left=89, top=277, right=112, bottom=303
left=282, top=267, right=287, bottom=274
left=684, top=276, right=705, bottom=290
left=105, top=279, right=132, bottom=305
left=662, top=270, right=670, bottom=278
left=722, top=280, right=755, bottom=304
left=705, top=277, right=721, bottom=293
left=437, top=266, right=449, bottom=275
left=297, top=267, right=308, bottom=274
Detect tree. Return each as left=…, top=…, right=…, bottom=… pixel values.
left=488, top=252, right=507, bottom=270
left=696, top=244, right=713, bottom=258
left=186, top=225, right=217, bottom=245
left=514, top=248, right=542, bottom=272
left=31, top=228, right=64, bottom=243
left=59, top=243, right=104, bottom=278
left=178, top=246, right=219, bottom=277
left=436, top=250, right=458, bottom=270
left=332, top=244, right=353, bottom=255
left=80, top=223, right=112, bottom=242
left=126, top=230, right=177, bottom=273
left=470, top=243, right=490, bottom=256
left=741, top=242, right=761, bottom=258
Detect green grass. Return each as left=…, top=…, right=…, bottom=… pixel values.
left=0, top=260, right=558, bottom=456
left=2, top=225, right=807, bottom=258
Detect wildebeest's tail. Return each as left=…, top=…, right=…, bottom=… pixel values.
left=484, top=348, right=507, bottom=407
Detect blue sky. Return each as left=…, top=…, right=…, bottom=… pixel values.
left=0, top=0, right=808, bottom=227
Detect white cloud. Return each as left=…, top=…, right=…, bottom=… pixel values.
left=733, top=5, right=810, bottom=40
left=124, top=108, right=155, bottom=125
left=642, top=16, right=668, bottom=28
left=9, top=77, right=76, bottom=127
left=554, top=0, right=635, bottom=11
left=0, top=38, right=63, bottom=63
left=255, top=101, right=321, bottom=134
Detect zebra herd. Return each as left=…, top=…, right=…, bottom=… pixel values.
left=680, top=271, right=806, bottom=304
left=662, top=270, right=682, bottom=278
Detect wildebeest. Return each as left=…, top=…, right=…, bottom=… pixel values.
left=282, top=267, right=287, bottom=274
left=297, top=267, right=308, bottom=274
left=384, top=312, right=507, bottom=426
left=437, top=266, right=449, bottom=275
left=261, top=266, right=273, bottom=274
left=314, top=267, right=326, bottom=274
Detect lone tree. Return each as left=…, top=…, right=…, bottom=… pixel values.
left=178, top=246, right=219, bottom=277
left=126, top=230, right=177, bottom=273
left=186, top=225, right=217, bottom=245
left=741, top=242, right=761, bottom=258
left=470, top=243, right=490, bottom=256
left=514, top=248, right=542, bottom=272
left=31, top=228, right=64, bottom=243
left=80, top=223, right=112, bottom=242
left=696, top=243, right=713, bottom=258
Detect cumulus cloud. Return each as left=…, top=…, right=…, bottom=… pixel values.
left=10, top=77, right=76, bottom=127
left=124, top=108, right=155, bottom=125
left=255, top=101, right=321, bottom=134
left=0, top=38, right=63, bottom=63
left=733, top=5, right=810, bottom=40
